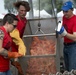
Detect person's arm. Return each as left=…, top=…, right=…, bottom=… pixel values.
left=10, top=28, right=26, bottom=55
left=65, top=32, right=76, bottom=41
left=0, top=30, right=8, bottom=57
left=56, top=24, right=76, bottom=41
left=0, top=30, right=23, bottom=58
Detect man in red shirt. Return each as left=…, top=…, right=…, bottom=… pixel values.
left=57, top=1, right=76, bottom=71
left=0, top=13, right=23, bottom=75
left=11, top=1, right=30, bottom=75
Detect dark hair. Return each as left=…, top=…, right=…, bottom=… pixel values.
left=14, top=1, right=30, bottom=12
left=3, top=13, right=18, bottom=25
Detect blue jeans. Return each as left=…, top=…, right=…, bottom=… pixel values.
left=0, top=70, right=12, bottom=75
left=63, top=43, right=76, bottom=71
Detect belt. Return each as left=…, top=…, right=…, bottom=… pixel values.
left=64, top=42, right=76, bottom=46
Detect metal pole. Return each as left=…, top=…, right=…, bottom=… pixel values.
left=51, top=0, right=60, bottom=72
left=28, top=0, right=34, bottom=19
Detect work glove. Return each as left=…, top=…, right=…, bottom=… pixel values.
left=10, top=28, right=26, bottom=56
left=56, top=21, right=67, bottom=36
left=11, top=61, right=24, bottom=75
left=8, top=51, right=23, bottom=58
left=57, top=26, right=67, bottom=36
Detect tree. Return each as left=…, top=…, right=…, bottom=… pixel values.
left=33, top=0, right=63, bottom=15
left=4, top=0, right=16, bottom=13
left=73, top=0, right=76, bottom=3
left=73, top=0, right=76, bottom=8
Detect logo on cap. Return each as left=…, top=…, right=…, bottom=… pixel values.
left=64, top=3, right=68, bottom=6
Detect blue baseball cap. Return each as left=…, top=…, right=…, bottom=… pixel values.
left=61, top=1, right=73, bottom=11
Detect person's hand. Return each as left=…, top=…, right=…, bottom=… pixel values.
left=56, top=21, right=67, bottom=36
left=57, top=26, right=67, bottom=36
left=8, top=51, right=23, bottom=58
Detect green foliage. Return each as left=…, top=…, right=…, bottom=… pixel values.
left=73, top=0, right=76, bottom=3
left=73, top=0, right=76, bottom=8
left=4, top=0, right=16, bottom=13
left=56, top=1, right=63, bottom=12
left=4, top=0, right=63, bottom=15
left=33, top=0, right=63, bottom=15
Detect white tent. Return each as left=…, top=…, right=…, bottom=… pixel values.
left=33, top=9, right=52, bottom=18
left=24, top=9, right=52, bottom=18
left=57, top=11, right=63, bottom=17
left=73, top=8, right=76, bottom=14
left=0, top=13, right=4, bottom=19
left=40, top=9, right=52, bottom=18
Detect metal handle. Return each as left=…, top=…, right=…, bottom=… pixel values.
left=22, top=54, right=56, bottom=58
left=23, top=33, right=56, bottom=38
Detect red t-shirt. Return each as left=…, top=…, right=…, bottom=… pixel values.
left=63, top=15, right=76, bottom=43
left=11, top=15, right=27, bottom=52
left=16, top=15, right=27, bottom=38
left=0, top=27, right=12, bottom=72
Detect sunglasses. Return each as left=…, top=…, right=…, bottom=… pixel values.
left=63, top=9, right=71, bottom=13
left=11, top=24, right=17, bottom=28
